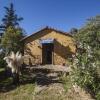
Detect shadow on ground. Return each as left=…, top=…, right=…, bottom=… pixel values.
left=0, top=67, right=62, bottom=93
left=0, top=67, right=35, bottom=93
left=34, top=72, right=61, bottom=86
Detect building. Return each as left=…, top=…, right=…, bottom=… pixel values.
left=22, top=27, right=76, bottom=65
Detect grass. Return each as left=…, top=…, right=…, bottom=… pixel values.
left=0, top=67, right=13, bottom=87
left=0, top=83, right=35, bottom=100
left=34, top=83, right=93, bottom=100
left=0, top=67, right=5, bottom=72
left=59, top=74, right=72, bottom=92
left=0, top=67, right=36, bottom=100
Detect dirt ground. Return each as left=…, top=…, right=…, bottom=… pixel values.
left=0, top=66, right=95, bottom=100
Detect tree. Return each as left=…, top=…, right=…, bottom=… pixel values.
left=87, top=15, right=100, bottom=26
left=0, top=3, right=25, bottom=84
left=72, top=15, right=100, bottom=100
left=0, top=3, right=23, bottom=34
left=70, top=28, right=78, bottom=35
left=75, top=19, right=100, bottom=61
left=0, top=3, right=25, bottom=54
left=1, top=26, right=24, bottom=54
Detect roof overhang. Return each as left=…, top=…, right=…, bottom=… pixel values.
left=21, top=26, right=73, bottom=41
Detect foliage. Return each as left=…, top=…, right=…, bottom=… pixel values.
left=75, top=25, right=100, bottom=62
left=1, top=26, right=24, bottom=54
left=71, top=44, right=100, bottom=99
left=0, top=3, right=25, bottom=55
left=0, top=3, right=23, bottom=33
left=70, top=28, right=78, bottom=35
left=71, top=15, right=100, bottom=100
left=87, top=15, right=100, bottom=26
left=0, top=51, right=6, bottom=68
left=59, top=74, right=72, bottom=92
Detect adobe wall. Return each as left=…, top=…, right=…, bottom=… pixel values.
left=24, top=29, right=76, bottom=65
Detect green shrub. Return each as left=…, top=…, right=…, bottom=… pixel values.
left=0, top=52, right=6, bottom=68
left=59, top=74, right=72, bottom=92
left=96, top=91, right=100, bottom=100
left=71, top=43, right=100, bottom=100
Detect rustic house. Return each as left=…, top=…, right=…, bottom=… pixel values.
left=22, top=27, right=76, bottom=65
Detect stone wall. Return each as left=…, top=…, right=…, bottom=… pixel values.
left=23, top=29, right=76, bottom=65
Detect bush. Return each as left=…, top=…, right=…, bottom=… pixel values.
left=59, top=74, right=72, bottom=92
left=96, top=91, right=100, bottom=100
left=0, top=52, right=6, bottom=68
left=71, top=43, right=100, bottom=100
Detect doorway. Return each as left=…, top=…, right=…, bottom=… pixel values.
left=42, top=43, right=54, bottom=64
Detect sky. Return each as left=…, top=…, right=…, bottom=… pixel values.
left=0, top=0, right=100, bottom=35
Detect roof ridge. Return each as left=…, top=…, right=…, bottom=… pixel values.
left=21, top=26, right=72, bottom=41
left=47, top=26, right=69, bottom=34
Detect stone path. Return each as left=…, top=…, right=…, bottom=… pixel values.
left=32, top=71, right=94, bottom=100
left=28, top=65, right=71, bottom=73
left=33, top=72, right=59, bottom=100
